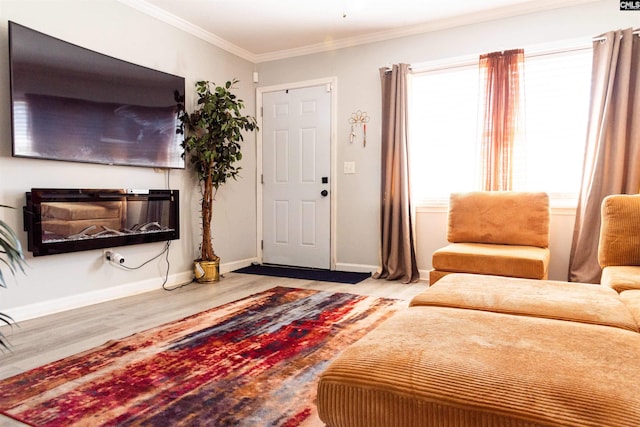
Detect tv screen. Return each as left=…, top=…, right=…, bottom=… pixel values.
left=8, top=21, right=185, bottom=169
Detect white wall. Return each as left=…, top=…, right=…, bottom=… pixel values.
left=0, top=0, right=636, bottom=321
left=0, top=0, right=257, bottom=320
left=256, top=0, right=637, bottom=281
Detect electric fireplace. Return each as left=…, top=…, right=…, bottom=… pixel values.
left=24, top=188, right=179, bottom=256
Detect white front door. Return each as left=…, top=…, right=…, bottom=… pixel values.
left=261, top=85, right=331, bottom=269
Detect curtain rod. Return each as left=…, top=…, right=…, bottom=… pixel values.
left=593, top=28, right=640, bottom=42
left=411, top=44, right=591, bottom=75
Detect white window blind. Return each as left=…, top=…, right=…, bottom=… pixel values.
left=408, top=64, right=480, bottom=203
left=521, top=49, right=592, bottom=200
left=409, top=47, right=592, bottom=205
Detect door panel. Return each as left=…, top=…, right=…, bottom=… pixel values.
left=262, top=85, right=331, bottom=269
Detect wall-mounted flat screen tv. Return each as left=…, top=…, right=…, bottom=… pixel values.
left=8, top=21, right=185, bottom=169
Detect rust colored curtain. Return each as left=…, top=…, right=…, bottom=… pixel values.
left=373, top=64, right=419, bottom=284
left=569, top=28, right=640, bottom=283
left=478, top=49, right=525, bottom=191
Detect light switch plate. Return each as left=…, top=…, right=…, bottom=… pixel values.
left=344, top=161, right=356, bottom=174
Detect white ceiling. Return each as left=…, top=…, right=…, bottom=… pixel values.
left=121, top=0, right=598, bottom=62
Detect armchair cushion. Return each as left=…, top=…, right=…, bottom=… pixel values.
left=432, top=243, right=549, bottom=280
left=447, top=191, right=550, bottom=248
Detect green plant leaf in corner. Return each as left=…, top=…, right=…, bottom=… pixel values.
left=0, top=218, right=26, bottom=288
left=0, top=205, right=26, bottom=352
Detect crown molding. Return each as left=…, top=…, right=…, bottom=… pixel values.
left=116, top=0, right=258, bottom=63
left=254, top=0, right=601, bottom=62
left=119, top=0, right=600, bottom=64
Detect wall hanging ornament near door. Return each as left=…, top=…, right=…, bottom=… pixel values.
left=349, top=110, right=370, bottom=146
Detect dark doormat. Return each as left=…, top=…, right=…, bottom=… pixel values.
left=234, top=264, right=372, bottom=284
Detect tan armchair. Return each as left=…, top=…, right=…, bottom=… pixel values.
left=598, top=194, right=640, bottom=293
left=430, top=191, right=550, bottom=284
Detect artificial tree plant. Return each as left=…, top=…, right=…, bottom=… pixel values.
left=0, top=205, right=26, bottom=350
left=175, top=79, right=257, bottom=282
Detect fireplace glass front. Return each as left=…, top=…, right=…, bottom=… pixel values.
left=24, top=189, right=179, bottom=256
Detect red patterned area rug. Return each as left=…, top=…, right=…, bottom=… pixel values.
left=0, top=286, right=403, bottom=426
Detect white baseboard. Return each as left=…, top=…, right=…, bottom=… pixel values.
left=220, top=257, right=258, bottom=274
left=334, top=262, right=378, bottom=274
left=338, top=263, right=430, bottom=283
left=6, top=271, right=193, bottom=323
left=7, top=257, right=263, bottom=322
left=418, top=269, right=431, bottom=283
left=225, top=259, right=378, bottom=275
left=7, top=258, right=376, bottom=322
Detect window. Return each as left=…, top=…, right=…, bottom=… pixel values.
left=522, top=50, right=592, bottom=197
left=409, top=64, right=479, bottom=202
left=409, top=48, right=592, bottom=205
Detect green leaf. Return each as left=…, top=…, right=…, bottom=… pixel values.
left=0, top=205, right=26, bottom=350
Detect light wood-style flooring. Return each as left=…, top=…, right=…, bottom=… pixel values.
left=0, top=272, right=428, bottom=426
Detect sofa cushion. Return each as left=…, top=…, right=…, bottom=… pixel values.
left=621, top=290, right=640, bottom=329
left=432, top=243, right=549, bottom=280
left=602, top=266, right=640, bottom=292
left=447, top=192, right=549, bottom=247
left=412, top=273, right=638, bottom=332
left=598, top=194, right=640, bottom=267
left=317, top=305, right=640, bottom=427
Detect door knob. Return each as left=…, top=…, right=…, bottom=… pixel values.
left=321, top=190, right=329, bottom=197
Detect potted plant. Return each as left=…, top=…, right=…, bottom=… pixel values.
left=175, top=79, right=257, bottom=282
left=0, top=205, right=26, bottom=350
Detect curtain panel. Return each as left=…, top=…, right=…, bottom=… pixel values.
left=569, top=28, right=640, bottom=283
left=478, top=49, right=526, bottom=191
left=374, top=63, right=419, bottom=284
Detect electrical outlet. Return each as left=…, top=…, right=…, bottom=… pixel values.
left=105, top=250, right=125, bottom=264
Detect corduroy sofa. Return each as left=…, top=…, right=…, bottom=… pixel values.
left=317, top=194, right=640, bottom=427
